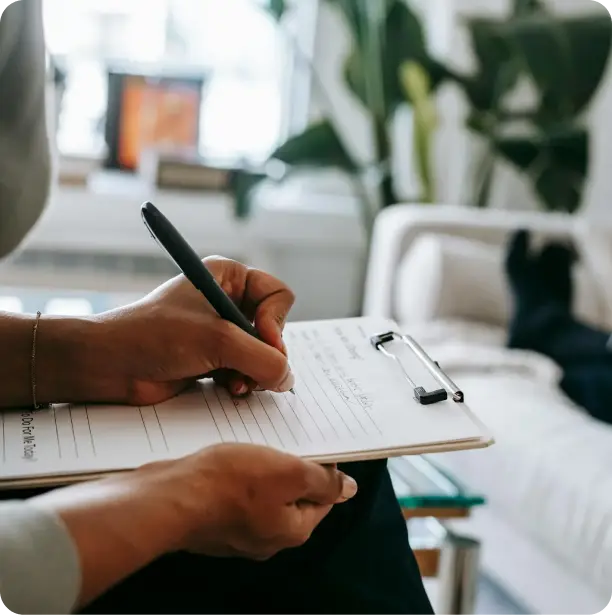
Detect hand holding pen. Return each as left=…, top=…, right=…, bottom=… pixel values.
left=141, top=201, right=296, bottom=396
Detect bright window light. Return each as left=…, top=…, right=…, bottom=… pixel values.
left=44, top=298, right=94, bottom=316
left=0, top=297, right=24, bottom=313
left=43, top=0, right=313, bottom=162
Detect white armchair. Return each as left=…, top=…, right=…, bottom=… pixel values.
left=363, top=204, right=612, bottom=322
left=363, top=204, right=612, bottom=615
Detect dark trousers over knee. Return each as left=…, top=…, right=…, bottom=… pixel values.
left=505, top=230, right=612, bottom=425
left=509, top=304, right=612, bottom=425
left=81, top=460, right=433, bottom=614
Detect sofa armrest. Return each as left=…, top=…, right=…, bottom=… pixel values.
left=362, top=204, right=580, bottom=321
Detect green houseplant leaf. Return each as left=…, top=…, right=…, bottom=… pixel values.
left=400, top=61, right=437, bottom=203
left=267, top=0, right=287, bottom=21
left=455, top=5, right=611, bottom=214
left=494, top=126, right=588, bottom=213
left=326, top=0, right=392, bottom=47
left=229, top=169, right=269, bottom=219
left=270, top=119, right=359, bottom=171
left=335, top=0, right=396, bottom=122
left=563, top=15, right=612, bottom=115
left=384, top=1, right=450, bottom=103
left=461, top=18, right=522, bottom=112
left=512, top=0, right=547, bottom=16
left=449, top=0, right=544, bottom=110
left=338, top=0, right=449, bottom=119
left=504, top=14, right=612, bottom=120
left=229, top=116, right=359, bottom=217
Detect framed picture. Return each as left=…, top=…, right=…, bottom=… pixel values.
left=104, top=68, right=206, bottom=171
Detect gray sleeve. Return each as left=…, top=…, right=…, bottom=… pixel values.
left=0, top=500, right=80, bottom=614
left=0, top=0, right=51, bottom=259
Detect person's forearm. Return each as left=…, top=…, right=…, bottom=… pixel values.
left=0, top=311, right=128, bottom=408
left=31, top=473, right=188, bottom=610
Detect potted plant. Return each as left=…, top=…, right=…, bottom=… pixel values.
left=436, top=0, right=612, bottom=212
left=230, top=0, right=443, bottom=241
left=230, top=0, right=611, bottom=256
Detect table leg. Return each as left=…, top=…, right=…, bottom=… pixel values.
left=436, top=533, right=480, bottom=614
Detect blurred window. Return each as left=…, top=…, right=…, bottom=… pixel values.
left=43, top=0, right=316, bottom=163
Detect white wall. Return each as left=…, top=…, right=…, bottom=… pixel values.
left=2, top=179, right=366, bottom=320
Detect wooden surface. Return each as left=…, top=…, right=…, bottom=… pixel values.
left=402, top=507, right=470, bottom=520
left=414, top=548, right=440, bottom=577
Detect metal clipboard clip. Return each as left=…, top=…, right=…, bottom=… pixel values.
left=370, top=331, right=464, bottom=406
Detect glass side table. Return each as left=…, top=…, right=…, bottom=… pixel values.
left=389, top=455, right=486, bottom=615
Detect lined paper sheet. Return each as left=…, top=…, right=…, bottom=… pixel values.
left=0, top=317, right=488, bottom=483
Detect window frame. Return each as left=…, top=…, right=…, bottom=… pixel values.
left=280, top=0, right=320, bottom=138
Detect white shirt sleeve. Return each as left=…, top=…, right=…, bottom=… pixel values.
left=0, top=0, right=51, bottom=258
left=0, top=501, right=80, bottom=615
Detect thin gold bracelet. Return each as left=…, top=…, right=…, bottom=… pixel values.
left=31, top=311, right=43, bottom=410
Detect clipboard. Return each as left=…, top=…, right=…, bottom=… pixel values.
left=370, top=331, right=464, bottom=406
left=0, top=317, right=494, bottom=490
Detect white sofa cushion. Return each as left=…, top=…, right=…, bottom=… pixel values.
left=577, top=220, right=612, bottom=329
left=403, top=320, right=612, bottom=601
left=394, top=233, right=608, bottom=329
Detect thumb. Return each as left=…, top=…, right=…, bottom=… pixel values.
left=280, top=465, right=357, bottom=546
left=212, top=321, right=295, bottom=392
left=299, top=462, right=358, bottom=505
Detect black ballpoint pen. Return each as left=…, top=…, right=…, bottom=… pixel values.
left=141, top=201, right=295, bottom=394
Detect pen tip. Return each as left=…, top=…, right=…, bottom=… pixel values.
left=290, top=388, right=296, bottom=395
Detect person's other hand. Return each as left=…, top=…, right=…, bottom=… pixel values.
left=33, top=443, right=358, bottom=608
left=68, top=257, right=295, bottom=405
left=135, top=443, right=358, bottom=559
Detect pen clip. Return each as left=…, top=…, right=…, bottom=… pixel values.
left=370, top=331, right=464, bottom=405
